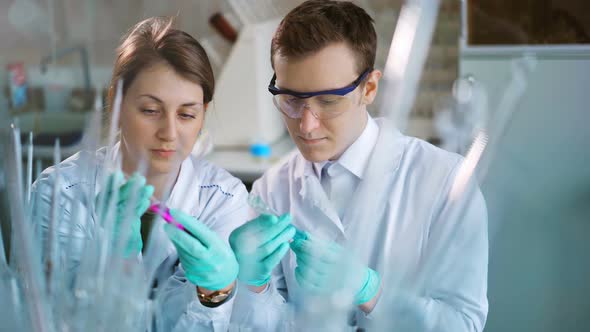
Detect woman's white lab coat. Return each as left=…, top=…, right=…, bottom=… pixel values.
left=31, top=143, right=248, bottom=331
left=231, top=118, right=488, bottom=331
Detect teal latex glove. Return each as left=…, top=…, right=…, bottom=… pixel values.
left=290, top=233, right=381, bottom=305
left=229, top=214, right=295, bottom=287
left=164, top=209, right=238, bottom=291
left=96, top=171, right=154, bottom=257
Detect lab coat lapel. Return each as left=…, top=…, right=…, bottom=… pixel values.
left=297, top=159, right=345, bottom=241
left=342, top=119, right=406, bottom=262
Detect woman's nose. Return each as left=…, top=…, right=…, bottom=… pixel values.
left=157, top=113, right=177, bottom=141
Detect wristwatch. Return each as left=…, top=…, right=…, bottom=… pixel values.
left=197, top=286, right=234, bottom=308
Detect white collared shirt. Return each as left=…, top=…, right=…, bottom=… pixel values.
left=313, top=114, right=379, bottom=220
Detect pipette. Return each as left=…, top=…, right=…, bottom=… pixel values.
left=147, top=199, right=194, bottom=237
left=247, top=194, right=307, bottom=242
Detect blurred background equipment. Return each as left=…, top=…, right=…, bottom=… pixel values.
left=205, top=18, right=284, bottom=148
left=0, top=0, right=589, bottom=331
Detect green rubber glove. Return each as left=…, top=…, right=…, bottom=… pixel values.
left=229, top=214, right=295, bottom=287
left=164, top=209, right=238, bottom=291
left=96, top=171, right=154, bottom=257
left=290, top=233, right=381, bottom=305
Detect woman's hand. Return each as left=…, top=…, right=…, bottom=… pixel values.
left=164, top=209, right=238, bottom=291
left=96, top=171, right=153, bottom=257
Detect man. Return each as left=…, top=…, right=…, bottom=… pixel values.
left=229, top=1, right=488, bottom=330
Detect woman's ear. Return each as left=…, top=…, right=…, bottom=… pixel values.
left=204, top=102, right=209, bottom=112
left=362, top=70, right=382, bottom=105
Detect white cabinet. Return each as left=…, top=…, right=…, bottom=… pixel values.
left=460, top=2, right=590, bottom=331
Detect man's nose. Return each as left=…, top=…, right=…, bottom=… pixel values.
left=299, top=107, right=320, bottom=135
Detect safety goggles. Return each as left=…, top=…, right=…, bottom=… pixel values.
left=268, top=68, right=372, bottom=120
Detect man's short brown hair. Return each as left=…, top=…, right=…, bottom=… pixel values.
left=271, top=0, right=377, bottom=75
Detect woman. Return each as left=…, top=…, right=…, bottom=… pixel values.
left=31, top=17, right=247, bottom=331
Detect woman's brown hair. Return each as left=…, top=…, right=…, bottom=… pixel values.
left=107, top=16, right=215, bottom=111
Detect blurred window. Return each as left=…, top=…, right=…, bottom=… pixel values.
left=467, top=0, right=590, bottom=45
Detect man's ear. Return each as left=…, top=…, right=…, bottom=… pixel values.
left=362, top=70, right=382, bottom=105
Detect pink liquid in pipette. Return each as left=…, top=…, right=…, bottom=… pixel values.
left=148, top=202, right=186, bottom=232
